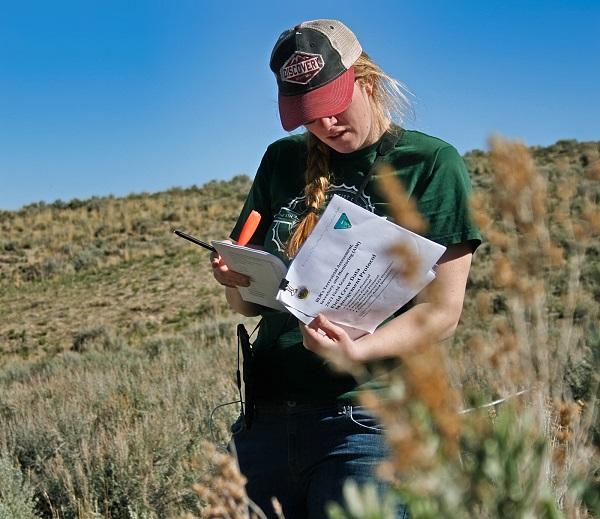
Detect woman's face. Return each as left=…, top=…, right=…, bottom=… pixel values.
left=304, top=81, right=375, bottom=154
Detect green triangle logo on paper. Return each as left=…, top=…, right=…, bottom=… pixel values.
left=334, top=213, right=352, bottom=229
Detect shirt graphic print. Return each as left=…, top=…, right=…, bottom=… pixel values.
left=270, top=182, right=376, bottom=253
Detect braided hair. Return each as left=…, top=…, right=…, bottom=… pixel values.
left=284, top=52, right=411, bottom=257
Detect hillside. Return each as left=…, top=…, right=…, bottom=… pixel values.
left=0, top=138, right=598, bottom=518
left=1, top=139, right=598, bottom=367
left=0, top=175, right=254, bottom=365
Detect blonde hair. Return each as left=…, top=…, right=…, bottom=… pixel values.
left=285, top=52, right=411, bottom=257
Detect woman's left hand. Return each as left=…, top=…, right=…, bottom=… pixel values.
left=300, top=314, right=363, bottom=363
left=301, top=243, right=475, bottom=365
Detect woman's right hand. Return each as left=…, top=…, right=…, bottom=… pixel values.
left=210, top=250, right=251, bottom=289
left=211, top=248, right=259, bottom=316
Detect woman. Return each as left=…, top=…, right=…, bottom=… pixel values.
left=211, top=19, right=481, bottom=519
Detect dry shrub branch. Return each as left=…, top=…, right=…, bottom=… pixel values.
left=354, top=136, right=600, bottom=518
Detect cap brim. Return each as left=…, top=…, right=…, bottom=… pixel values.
left=278, top=67, right=355, bottom=131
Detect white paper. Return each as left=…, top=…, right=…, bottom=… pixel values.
left=212, top=240, right=288, bottom=311
left=276, top=195, right=446, bottom=334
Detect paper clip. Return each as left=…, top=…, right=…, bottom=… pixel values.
left=279, top=279, right=298, bottom=296
left=278, top=280, right=309, bottom=299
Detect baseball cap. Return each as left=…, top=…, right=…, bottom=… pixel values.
left=270, top=20, right=362, bottom=131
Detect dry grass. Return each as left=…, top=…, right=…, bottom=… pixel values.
left=0, top=317, right=257, bottom=518
left=0, top=177, right=252, bottom=364
left=1, top=141, right=598, bottom=518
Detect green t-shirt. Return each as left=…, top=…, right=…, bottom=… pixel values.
left=230, top=129, right=481, bottom=403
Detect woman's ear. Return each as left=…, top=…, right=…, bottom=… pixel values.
left=362, top=78, right=374, bottom=96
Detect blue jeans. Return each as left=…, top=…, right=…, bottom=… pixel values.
left=230, top=402, right=409, bottom=519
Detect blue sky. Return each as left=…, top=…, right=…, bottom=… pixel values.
left=1, top=0, right=598, bottom=210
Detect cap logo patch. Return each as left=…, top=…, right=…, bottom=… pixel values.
left=281, top=52, right=324, bottom=84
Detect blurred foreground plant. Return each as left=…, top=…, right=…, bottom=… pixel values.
left=343, top=136, right=599, bottom=518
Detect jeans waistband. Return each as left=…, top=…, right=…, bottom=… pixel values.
left=253, top=399, right=352, bottom=415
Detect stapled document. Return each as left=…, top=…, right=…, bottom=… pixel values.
left=275, top=195, right=446, bottom=336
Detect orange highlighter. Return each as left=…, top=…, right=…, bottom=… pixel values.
left=237, top=210, right=261, bottom=246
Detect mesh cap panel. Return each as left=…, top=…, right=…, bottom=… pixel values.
left=300, top=19, right=362, bottom=68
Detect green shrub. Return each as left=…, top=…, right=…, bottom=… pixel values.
left=0, top=455, right=39, bottom=519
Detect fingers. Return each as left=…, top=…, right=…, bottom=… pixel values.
left=301, top=315, right=360, bottom=364
left=308, top=314, right=345, bottom=341
left=301, top=314, right=348, bottom=349
left=210, top=253, right=251, bottom=288
left=300, top=322, right=326, bottom=341
left=300, top=323, right=330, bottom=356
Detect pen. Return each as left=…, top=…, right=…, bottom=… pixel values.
left=172, top=229, right=217, bottom=253
left=173, top=210, right=261, bottom=253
